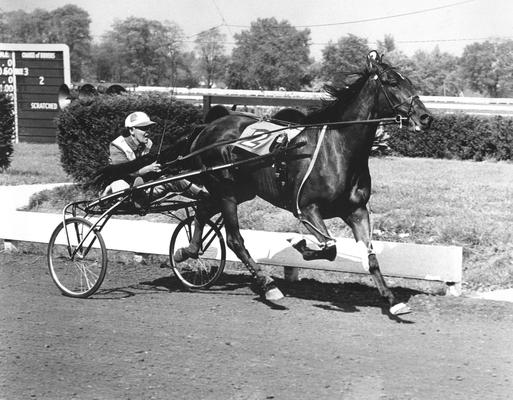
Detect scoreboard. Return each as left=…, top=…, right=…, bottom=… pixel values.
left=0, top=43, right=70, bottom=143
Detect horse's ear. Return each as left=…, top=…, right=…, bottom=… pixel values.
left=367, top=50, right=381, bottom=72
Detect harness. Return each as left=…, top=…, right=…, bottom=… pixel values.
left=270, top=132, right=290, bottom=205
left=374, top=67, right=419, bottom=127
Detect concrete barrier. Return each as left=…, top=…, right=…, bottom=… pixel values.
left=0, top=210, right=462, bottom=295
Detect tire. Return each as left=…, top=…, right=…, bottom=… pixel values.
left=169, top=216, right=226, bottom=289
left=47, top=217, right=107, bottom=298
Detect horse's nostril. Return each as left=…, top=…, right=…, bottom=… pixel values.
left=420, top=114, right=433, bottom=127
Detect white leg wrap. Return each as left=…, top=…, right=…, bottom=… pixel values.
left=323, top=239, right=337, bottom=248
left=265, top=287, right=284, bottom=301
left=390, top=302, right=412, bottom=315
left=356, top=241, right=372, bottom=272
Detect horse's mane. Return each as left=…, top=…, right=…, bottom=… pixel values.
left=303, top=71, right=370, bottom=124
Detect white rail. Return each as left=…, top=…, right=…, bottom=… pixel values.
left=136, top=87, right=513, bottom=116
left=0, top=210, right=462, bottom=294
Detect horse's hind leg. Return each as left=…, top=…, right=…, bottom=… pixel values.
left=220, top=196, right=284, bottom=301
left=344, top=206, right=411, bottom=315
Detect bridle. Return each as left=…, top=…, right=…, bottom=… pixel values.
left=373, top=66, right=419, bottom=127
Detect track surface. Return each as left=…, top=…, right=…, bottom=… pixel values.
left=1, top=251, right=513, bottom=400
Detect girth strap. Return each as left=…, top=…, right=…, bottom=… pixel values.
left=294, top=125, right=336, bottom=243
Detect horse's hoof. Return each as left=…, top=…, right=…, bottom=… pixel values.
left=302, top=245, right=337, bottom=261
left=173, top=248, right=191, bottom=263
left=390, top=302, right=412, bottom=316
left=291, top=238, right=308, bottom=253
left=173, top=248, right=186, bottom=263
left=173, top=247, right=199, bottom=263
left=324, top=245, right=337, bottom=261
left=265, top=286, right=284, bottom=301
left=253, top=277, right=284, bottom=301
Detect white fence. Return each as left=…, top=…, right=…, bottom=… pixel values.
left=136, top=87, right=513, bottom=116
left=0, top=209, right=462, bottom=295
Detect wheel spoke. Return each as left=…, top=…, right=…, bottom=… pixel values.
left=170, top=217, right=225, bottom=289
left=48, top=217, right=107, bottom=298
left=75, top=260, right=100, bottom=290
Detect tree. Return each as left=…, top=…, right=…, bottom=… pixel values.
left=495, top=40, right=513, bottom=97
left=0, top=12, right=8, bottom=41
left=0, top=93, right=14, bottom=171
left=320, top=34, right=370, bottom=87
left=377, top=34, right=396, bottom=54
left=0, top=6, right=92, bottom=81
left=373, top=35, right=419, bottom=88
left=175, top=51, right=201, bottom=88
left=96, top=17, right=183, bottom=86
left=227, top=18, right=311, bottom=90
left=194, top=27, right=228, bottom=88
left=49, top=5, right=92, bottom=81
left=459, top=40, right=513, bottom=97
left=0, top=9, right=54, bottom=43
left=408, top=47, right=461, bottom=95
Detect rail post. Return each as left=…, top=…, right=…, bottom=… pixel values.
left=203, top=96, right=212, bottom=120
left=3, top=239, right=19, bottom=252
left=284, top=266, right=299, bottom=282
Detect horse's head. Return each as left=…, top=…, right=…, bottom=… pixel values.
left=367, top=50, right=433, bottom=132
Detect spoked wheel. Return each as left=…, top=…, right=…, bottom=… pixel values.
left=169, top=216, right=226, bottom=289
left=47, top=217, right=107, bottom=298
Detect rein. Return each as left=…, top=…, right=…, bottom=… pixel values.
left=156, top=115, right=169, bottom=163
left=162, top=115, right=404, bottom=172
left=161, top=128, right=272, bottom=171
left=271, top=116, right=406, bottom=129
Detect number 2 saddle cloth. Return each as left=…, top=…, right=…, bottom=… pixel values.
left=232, top=121, right=304, bottom=156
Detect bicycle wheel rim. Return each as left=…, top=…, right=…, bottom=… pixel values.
left=169, top=217, right=226, bottom=289
left=47, top=217, right=107, bottom=298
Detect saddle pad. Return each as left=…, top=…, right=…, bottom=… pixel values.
left=232, top=121, right=303, bottom=156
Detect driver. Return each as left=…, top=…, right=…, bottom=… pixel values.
left=105, top=111, right=209, bottom=202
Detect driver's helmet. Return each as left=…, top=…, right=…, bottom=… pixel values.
left=124, top=111, right=156, bottom=128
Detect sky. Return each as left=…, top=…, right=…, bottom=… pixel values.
left=1, top=0, right=512, bottom=60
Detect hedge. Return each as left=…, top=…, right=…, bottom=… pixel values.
left=57, top=93, right=513, bottom=185
left=0, top=93, right=14, bottom=171
left=56, top=92, right=203, bottom=184
left=388, top=113, right=513, bottom=161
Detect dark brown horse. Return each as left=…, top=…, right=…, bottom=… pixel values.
left=176, top=51, right=434, bottom=314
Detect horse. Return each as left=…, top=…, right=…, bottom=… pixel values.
left=173, top=51, right=433, bottom=315
left=271, top=107, right=306, bottom=124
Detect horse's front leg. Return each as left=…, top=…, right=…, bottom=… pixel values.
left=344, top=206, right=411, bottom=315
left=291, top=203, right=337, bottom=261
left=220, top=196, right=284, bottom=302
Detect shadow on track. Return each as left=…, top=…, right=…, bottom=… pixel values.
left=276, top=277, right=419, bottom=322
left=93, top=269, right=422, bottom=321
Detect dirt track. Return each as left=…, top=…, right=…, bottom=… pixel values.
left=1, top=250, right=513, bottom=400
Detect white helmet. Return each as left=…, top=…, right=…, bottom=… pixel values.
left=124, top=111, right=156, bottom=128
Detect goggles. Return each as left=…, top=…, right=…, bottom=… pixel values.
left=134, top=125, right=153, bottom=133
